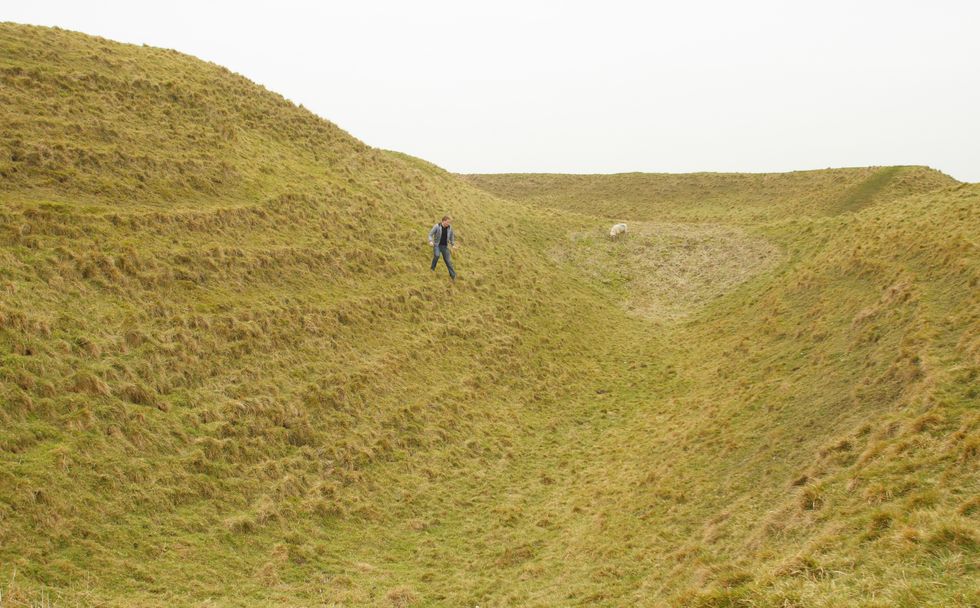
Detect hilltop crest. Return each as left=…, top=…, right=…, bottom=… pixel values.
left=462, top=166, right=958, bottom=222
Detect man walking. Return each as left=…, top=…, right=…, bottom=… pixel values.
left=428, top=215, right=457, bottom=280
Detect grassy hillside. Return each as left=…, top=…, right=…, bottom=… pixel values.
left=0, top=23, right=632, bottom=606
left=1, top=23, right=977, bottom=608
left=493, top=184, right=979, bottom=606
left=462, top=167, right=958, bottom=223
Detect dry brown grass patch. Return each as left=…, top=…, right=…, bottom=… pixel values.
left=558, top=221, right=782, bottom=322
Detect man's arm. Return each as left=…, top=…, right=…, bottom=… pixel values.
left=428, top=224, right=437, bottom=245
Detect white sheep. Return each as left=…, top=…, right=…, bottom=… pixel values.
left=609, top=223, right=628, bottom=239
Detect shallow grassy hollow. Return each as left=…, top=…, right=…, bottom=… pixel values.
left=1, top=23, right=978, bottom=608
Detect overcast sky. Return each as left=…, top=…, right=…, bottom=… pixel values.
left=5, top=1, right=979, bottom=181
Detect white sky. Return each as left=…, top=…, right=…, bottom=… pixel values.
left=4, top=1, right=979, bottom=181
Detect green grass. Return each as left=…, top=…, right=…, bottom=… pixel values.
left=1, top=22, right=978, bottom=608
left=461, top=166, right=958, bottom=224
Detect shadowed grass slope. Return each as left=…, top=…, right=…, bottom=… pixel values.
left=1, top=22, right=977, bottom=608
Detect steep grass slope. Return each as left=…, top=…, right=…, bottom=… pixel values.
left=0, top=23, right=639, bottom=606
left=464, top=171, right=977, bottom=607
left=483, top=184, right=979, bottom=606
left=462, top=168, right=957, bottom=223
left=1, top=23, right=977, bottom=608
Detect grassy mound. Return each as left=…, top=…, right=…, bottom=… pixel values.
left=0, top=23, right=632, bottom=606
left=1, top=23, right=977, bottom=608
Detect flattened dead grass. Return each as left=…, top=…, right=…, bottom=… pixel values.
left=556, top=221, right=783, bottom=321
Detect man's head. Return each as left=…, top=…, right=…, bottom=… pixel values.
left=441, top=215, right=452, bottom=227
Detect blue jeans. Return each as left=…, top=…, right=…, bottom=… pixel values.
left=431, top=245, right=456, bottom=279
